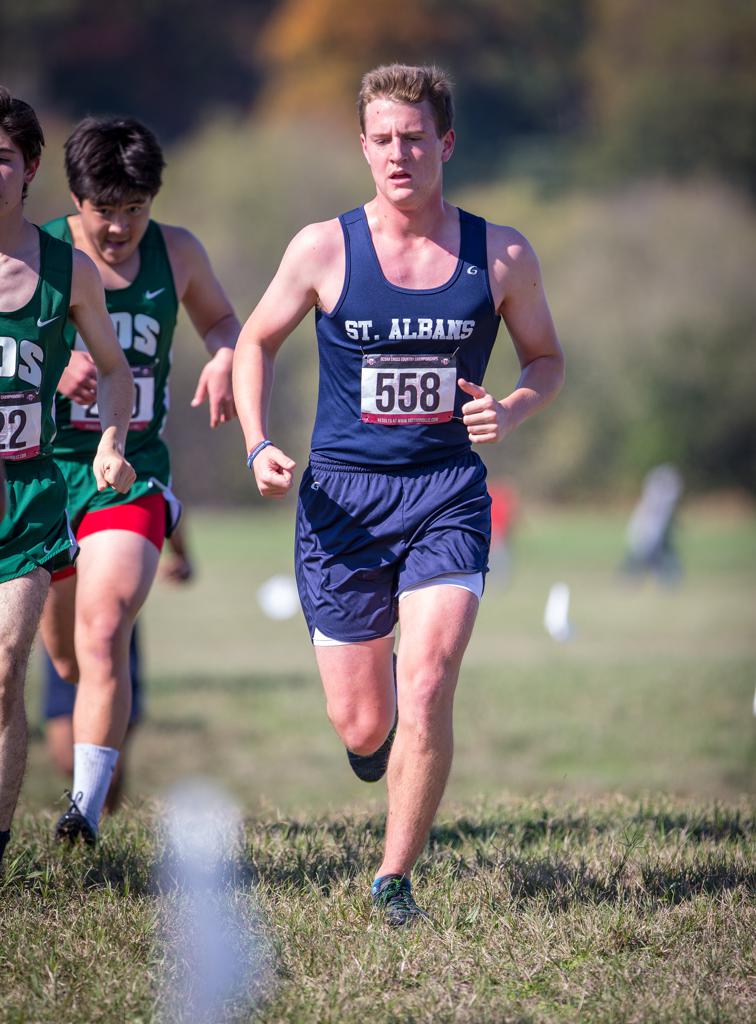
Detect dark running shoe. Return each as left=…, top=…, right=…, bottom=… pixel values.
left=346, top=653, right=397, bottom=783
left=54, top=791, right=97, bottom=846
left=371, top=874, right=430, bottom=927
left=347, top=719, right=397, bottom=782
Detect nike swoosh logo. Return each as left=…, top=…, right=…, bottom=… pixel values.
left=145, top=288, right=165, bottom=300
left=37, top=315, right=60, bottom=327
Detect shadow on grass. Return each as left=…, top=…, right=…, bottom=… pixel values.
left=429, top=808, right=753, bottom=848
left=499, top=852, right=756, bottom=910
left=5, top=809, right=753, bottom=909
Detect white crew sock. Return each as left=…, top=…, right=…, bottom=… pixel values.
left=72, top=743, right=120, bottom=831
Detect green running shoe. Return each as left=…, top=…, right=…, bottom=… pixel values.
left=371, top=874, right=430, bottom=927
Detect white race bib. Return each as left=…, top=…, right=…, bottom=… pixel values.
left=0, top=389, right=42, bottom=461
left=360, top=354, right=456, bottom=425
left=70, top=365, right=155, bottom=432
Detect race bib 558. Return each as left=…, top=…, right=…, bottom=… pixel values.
left=360, top=354, right=456, bottom=425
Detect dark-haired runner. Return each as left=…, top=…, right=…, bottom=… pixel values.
left=233, top=64, right=564, bottom=924
left=0, top=89, right=135, bottom=865
left=39, top=116, right=240, bottom=844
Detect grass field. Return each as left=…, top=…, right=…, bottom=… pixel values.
left=4, top=504, right=756, bottom=1022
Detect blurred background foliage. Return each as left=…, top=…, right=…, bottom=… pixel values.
left=3, top=0, right=755, bottom=504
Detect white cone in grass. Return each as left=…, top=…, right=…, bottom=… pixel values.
left=159, top=780, right=266, bottom=1023
left=256, top=574, right=299, bottom=620
left=544, top=582, right=573, bottom=643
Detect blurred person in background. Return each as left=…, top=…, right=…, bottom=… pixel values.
left=0, top=88, right=134, bottom=866
left=42, top=520, right=194, bottom=813
left=233, top=64, right=564, bottom=925
left=38, top=116, right=240, bottom=847
left=622, top=464, right=683, bottom=585
left=487, top=479, right=519, bottom=586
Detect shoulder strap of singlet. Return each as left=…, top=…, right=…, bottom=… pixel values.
left=458, top=209, right=488, bottom=272
left=41, top=215, right=73, bottom=245
left=140, top=220, right=179, bottom=308
left=321, top=210, right=361, bottom=319
left=38, top=230, right=73, bottom=325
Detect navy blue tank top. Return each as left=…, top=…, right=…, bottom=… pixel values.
left=311, top=205, right=501, bottom=467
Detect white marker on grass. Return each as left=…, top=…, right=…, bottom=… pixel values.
left=159, top=780, right=266, bottom=1023
left=256, top=574, right=300, bottom=621
left=544, top=582, right=573, bottom=643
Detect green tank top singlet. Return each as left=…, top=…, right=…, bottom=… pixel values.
left=0, top=229, right=73, bottom=464
left=42, top=217, right=179, bottom=459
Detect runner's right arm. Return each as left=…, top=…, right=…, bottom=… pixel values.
left=0, top=458, right=6, bottom=521
left=68, top=250, right=136, bottom=494
left=232, top=223, right=333, bottom=498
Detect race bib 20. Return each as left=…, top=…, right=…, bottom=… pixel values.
left=70, top=365, right=155, bottom=432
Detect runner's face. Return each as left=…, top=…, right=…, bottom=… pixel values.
left=360, top=99, right=454, bottom=208
left=74, top=195, right=152, bottom=265
left=0, top=130, right=38, bottom=218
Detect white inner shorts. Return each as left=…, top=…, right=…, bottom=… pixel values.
left=312, top=570, right=484, bottom=646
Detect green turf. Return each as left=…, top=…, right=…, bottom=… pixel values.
left=2, top=797, right=753, bottom=1023
left=22, top=504, right=756, bottom=812
left=7, top=504, right=755, bottom=1022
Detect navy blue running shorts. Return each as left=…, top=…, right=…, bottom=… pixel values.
left=295, top=451, right=491, bottom=643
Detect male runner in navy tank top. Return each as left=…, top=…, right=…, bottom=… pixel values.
left=233, top=64, right=564, bottom=925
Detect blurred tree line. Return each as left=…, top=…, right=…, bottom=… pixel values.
left=5, top=0, right=756, bottom=502
left=4, top=0, right=755, bottom=191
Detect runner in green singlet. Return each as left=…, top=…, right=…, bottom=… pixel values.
left=0, top=88, right=135, bottom=865
left=38, top=116, right=240, bottom=845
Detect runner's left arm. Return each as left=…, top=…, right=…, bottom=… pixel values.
left=163, top=226, right=240, bottom=428
left=68, top=250, right=136, bottom=493
left=459, top=227, right=565, bottom=444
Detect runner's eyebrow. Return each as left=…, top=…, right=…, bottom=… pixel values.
left=370, top=130, right=425, bottom=139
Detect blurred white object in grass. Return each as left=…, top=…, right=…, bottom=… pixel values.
left=257, top=574, right=300, bottom=620
left=159, top=779, right=266, bottom=1023
left=544, top=582, right=573, bottom=643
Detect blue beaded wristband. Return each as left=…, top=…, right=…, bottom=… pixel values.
left=246, top=439, right=273, bottom=469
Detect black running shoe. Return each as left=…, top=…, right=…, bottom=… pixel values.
left=371, top=874, right=430, bottom=927
left=346, top=654, right=397, bottom=783
left=54, top=791, right=97, bottom=846
left=347, top=719, right=397, bottom=782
